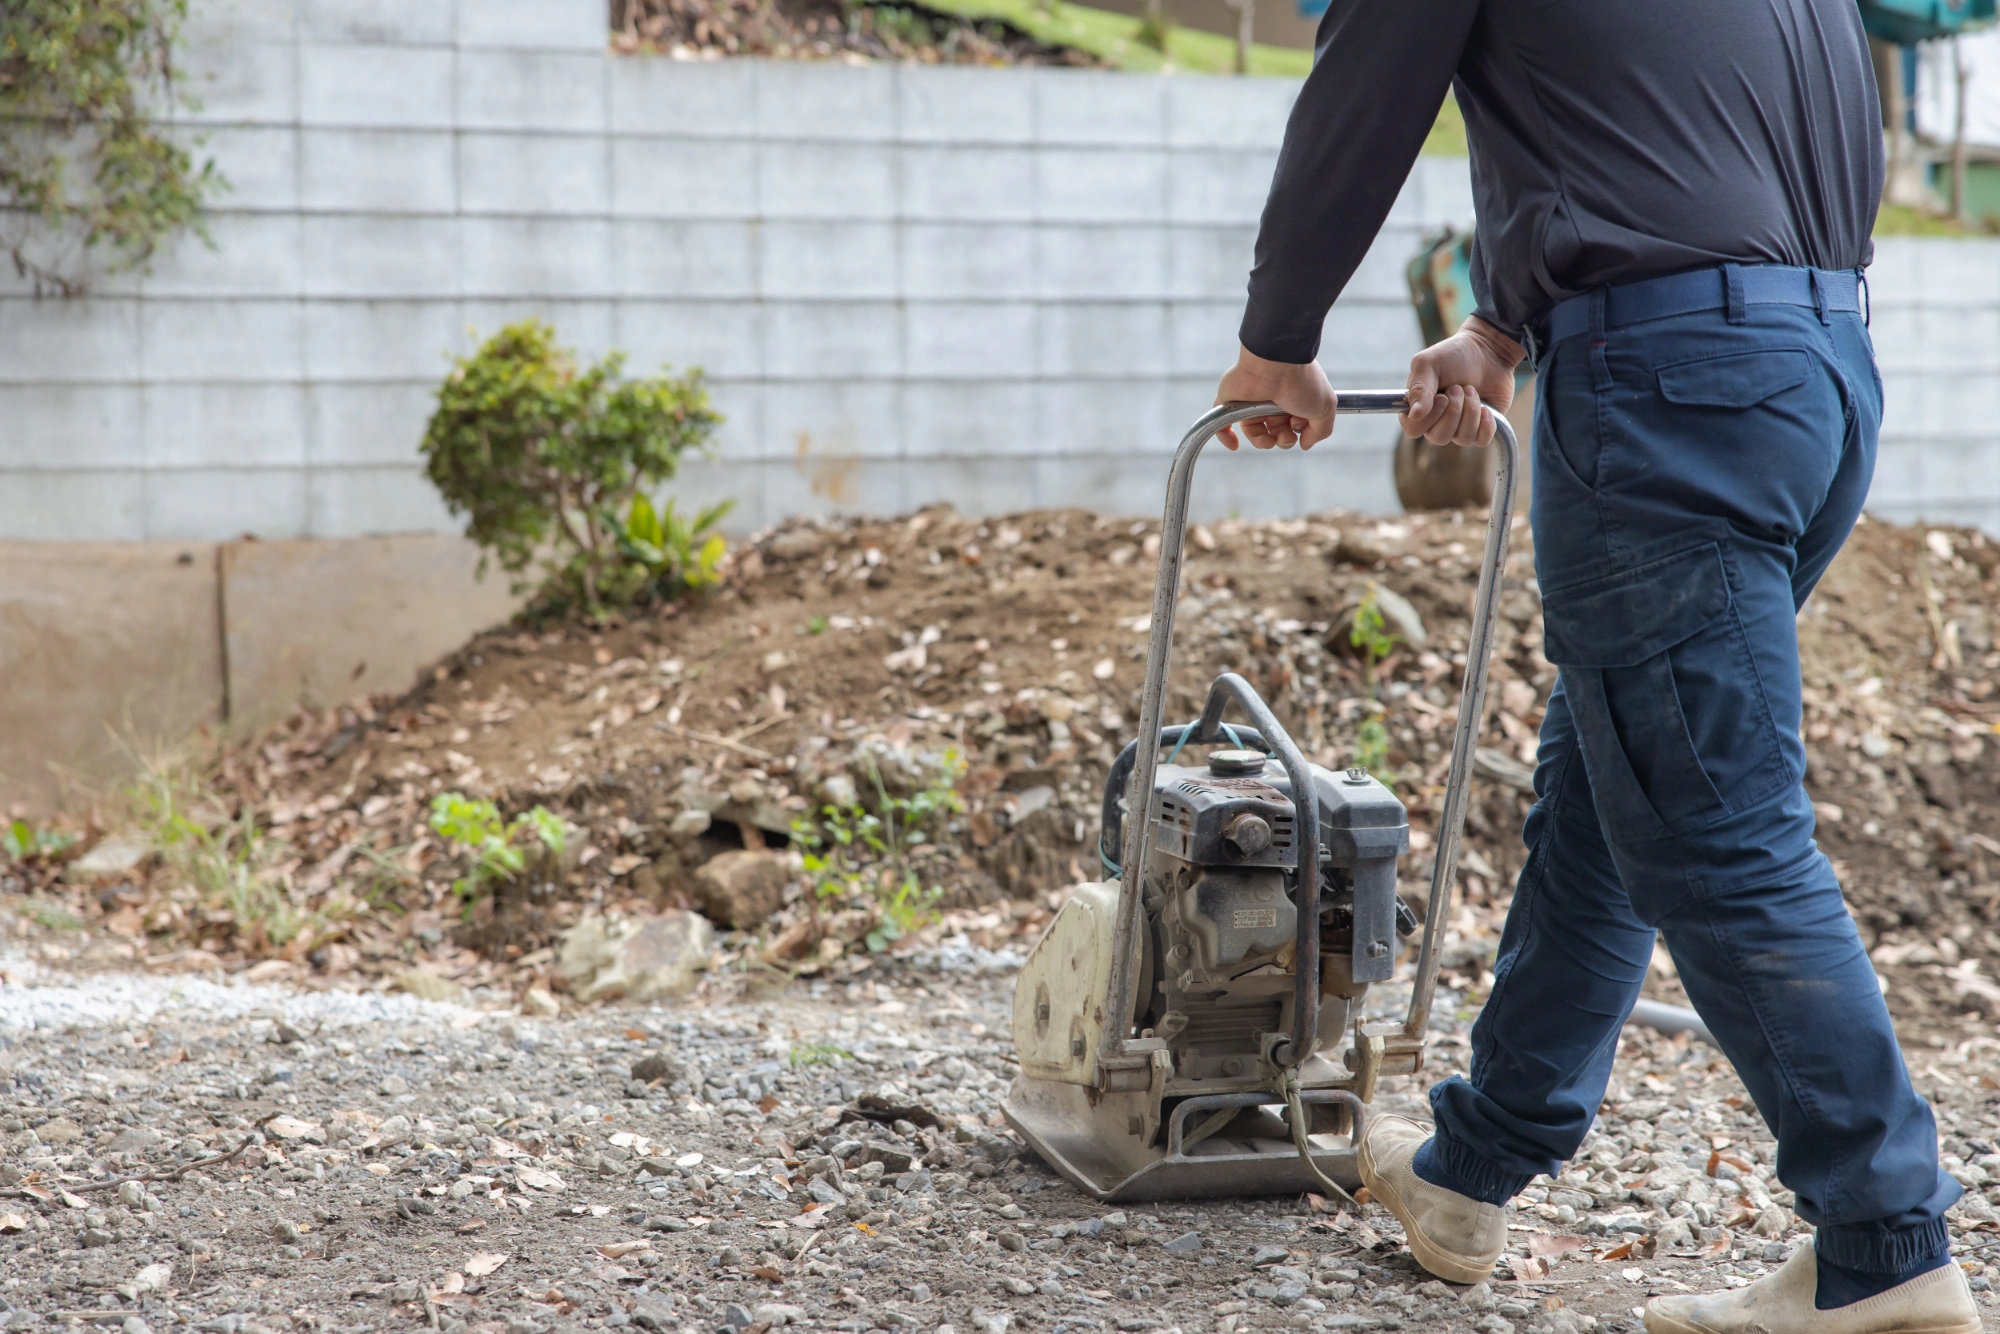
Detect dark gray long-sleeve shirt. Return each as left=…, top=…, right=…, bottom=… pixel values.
left=1238, top=0, right=1884, bottom=361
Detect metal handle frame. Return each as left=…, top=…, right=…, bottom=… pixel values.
left=1101, top=393, right=1519, bottom=1077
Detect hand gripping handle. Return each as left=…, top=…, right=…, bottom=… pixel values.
left=1098, top=393, right=1518, bottom=1076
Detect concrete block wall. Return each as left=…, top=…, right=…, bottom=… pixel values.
left=0, top=0, right=1472, bottom=542
left=1, top=0, right=1993, bottom=541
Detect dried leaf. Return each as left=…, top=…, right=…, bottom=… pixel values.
left=456, top=1218, right=485, bottom=1234
left=265, top=1115, right=321, bottom=1141
left=0, top=1214, right=26, bottom=1233
left=1513, top=1255, right=1550, bottom=1280
left=1598, top=1240, right=1637, bottom=1262
left=600, top=1241, right=651, bottom=1259
left=463, top=1251, right=509, bottom=1277
left=1527, top=1233, right=1588, bottom=1260
left=514, top=1166, right=565, bottom=1192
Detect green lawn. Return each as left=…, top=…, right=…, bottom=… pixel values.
left=926, top=0, right=1468, bottom=152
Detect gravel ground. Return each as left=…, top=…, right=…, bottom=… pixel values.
left=2, top=947, right=1997, bottom=1334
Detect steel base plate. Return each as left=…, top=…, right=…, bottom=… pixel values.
left=1002, top=1076, right=1363, bottom=1203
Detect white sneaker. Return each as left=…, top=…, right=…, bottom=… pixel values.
left=1356, top=1114, right=1507, bottom=1285
left=1643, top=1244, right=1981, bottom=1334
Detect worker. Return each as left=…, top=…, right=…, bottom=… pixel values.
left=1212, top=5, right=1978, bottom=1333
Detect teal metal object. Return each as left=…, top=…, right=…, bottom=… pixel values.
left=1859, top=0, right=1995, bottom=44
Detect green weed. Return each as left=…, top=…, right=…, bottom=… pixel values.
left=428, top=792, right=566, bottom=915
left=788, top=1041, right=852, bottom=1067
left=789, top=750, right=965, bottom=952
left=1350, top=585, right=1400, bottom=784
left=2, top=820, right=75, bottom=861
left=25, top=900, right=85, bottom=931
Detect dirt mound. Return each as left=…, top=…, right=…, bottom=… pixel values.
left=27, top=504, right=2000, bottom=1043
left=611, top=0, right=1098, bottom=65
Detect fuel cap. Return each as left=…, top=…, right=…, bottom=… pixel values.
left=1207, top=748, right=1266, bottom=776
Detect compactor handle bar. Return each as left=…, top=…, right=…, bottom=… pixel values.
left=1103, top=393, right=1518, bottom=1075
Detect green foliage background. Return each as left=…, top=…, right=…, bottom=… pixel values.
left=0, top=0, right=222, bottom=294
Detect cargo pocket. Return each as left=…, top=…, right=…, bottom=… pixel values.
left=1656, top=348, right=1811, bottom=408
left=1541, top=543, right=1780, bottom=841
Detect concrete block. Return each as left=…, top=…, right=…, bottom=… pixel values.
left=460, top=217, right=614, bottom=297
left=0, top=472, right=146, bottom=541
left=457, top=50, right=608, bottom=133
left=903, top=302, right=1036, bottom=379
left=760, top=142, right=898, bottom=220
left=767, top=379, right=902, bottom=460
left=1164, top=74, right=1298, bottom=149
left=762, top=452, right=907, bottom=518
left=0, top=298, right=142, bottom=384
left=902, top=222, right=1036, bottom=300
left=140, top=212, right=302, bottom=298
left=177, top=37, right=299, bottom=126
left=141, top=299, right=305, bottom=383
left=609, top=57, right=758, bottom=137
left=1038, top=147, right=1169, bottom=223
left=221, top=534, right=521, bottom=726
left=458, top=0, right=607, bottom=52
left=144, top=467, right=309, bottom=541
left=1864, top=239, right=1924, bottom=305
left=307, top=382, right=439, bottom=466
left=299, top=42, right=455, bottom=129
left=460, top=131, right=612, bottom=215
left=899, top=145, right=1037, bottom=221
left=0, top=540, right=221, bottom=809
left=307, top=464, right=461, bottom=536
left=1032, top=68, right=1165, bottom=146
left=1166, top=298, right=1246, bottom=376
left=1914, top=239, right=2000, bottom=307
left=301, top=128, right=457, bottom=214
left=764, top=300, right=902, bottom=378
left=1168, top=149, right=1280, bottom=225
left=1168, top=224, right=1257, bottom=301
left=196, top=126, right=304, bottom=210
left=143, top=384, right=310, bottom=468
left=613, top=220, right=758, bottom=298
left=1033, top=378, right=1175, bottom=456
left=301, top=215, right=462, bottom=298
left=1029, top=452, right=1171, bottom=519
left=1865, top=439, right=1926, bottom=505
left=694, top=378, right=765, bottom=463
left=759, top=221, right=899, bottom=299
left=1192, top=438, right=1400, bottom=520
left=1038, top=302, right=1172, bottom=377
left=1318, top=300, right=1422, bottom=380
left=0, top=386, right=144, bottom=470
left=1038, top=224, right=1168, bottom=299
left=612, top=137, right=759, bottom=218
left=304, top=299, right=466, bottom=381
left=901, top=380, right=1038, bottom=457
left=613, top=299, right=765, bottom=378
left=756, top=61, right=896, bottom=142
left=900, top=456, right=1041, bottom=515
left=1344, top=225, right=1426, bottom=302
left=185, top=0, right=297, bottom=41
left=298, top=0, right=453, bottom=44
left=460, top=300, right=616, bottom=359
left=897, top=65, right=1035, bottom=144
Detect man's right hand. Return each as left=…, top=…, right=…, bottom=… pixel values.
left=1402, top=317, right=1526, bottom=447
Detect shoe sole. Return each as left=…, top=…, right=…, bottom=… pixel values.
left=1643, top=1299, right=1984, bottom=1334
left=1356, top=1133, right=1497, bottom=1287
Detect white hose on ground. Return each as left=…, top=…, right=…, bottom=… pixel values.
left=1627, top=998, right=1716, bottom=1046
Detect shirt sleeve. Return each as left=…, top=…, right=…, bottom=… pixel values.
left=1238, top=0, right=1481, bottom=365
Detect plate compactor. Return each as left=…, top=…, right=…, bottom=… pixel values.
left=1003, top=394, right=1520, bottom=1202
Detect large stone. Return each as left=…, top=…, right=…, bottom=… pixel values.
left=559, top=911, right=715, bottom=1003
left=690, top=850, right=796, bottom=930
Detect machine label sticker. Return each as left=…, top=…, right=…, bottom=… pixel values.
left=1232, top=908, right=1280, bottom=929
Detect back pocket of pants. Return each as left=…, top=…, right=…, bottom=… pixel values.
left=1656, top=349, right=1811, bottom=408
left=1542, top=542, right=1781, bottom=838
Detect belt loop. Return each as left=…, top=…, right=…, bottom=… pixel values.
left=1810, top=268, right=1830, bottom=325
left=1857, top=267, right=1871, bottom=327
left=1723, top=263, right=1747, bottom=324
left=1588, top=288, right=1613, bottom=392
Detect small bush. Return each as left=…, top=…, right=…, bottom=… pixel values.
left=790, top=751, right=966, bottom=953
left=419, top=319, right=725, bottom=617
left=428, top=792, right=567, bottom=916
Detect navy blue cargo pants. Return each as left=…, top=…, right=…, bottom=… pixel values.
left=1419, top=264, right=1960, bottom=1275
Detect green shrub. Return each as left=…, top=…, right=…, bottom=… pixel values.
left=428, top=791, right=566, bottom=914
left=1, top=0, right=224, bottom=295
left=419, top=320, right=725, bottom=617
left=789, top=751, right=966, bottom=953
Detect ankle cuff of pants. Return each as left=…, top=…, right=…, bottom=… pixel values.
left=1814, top=1216, right=1953, bottom=1274
left=1413, top=1130, right=1535, bottom=1207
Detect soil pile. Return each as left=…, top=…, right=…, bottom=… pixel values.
left=611, top=0, right=1098, bottom=65
left=18, top=505, right=2000, bottom=1042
